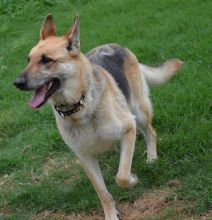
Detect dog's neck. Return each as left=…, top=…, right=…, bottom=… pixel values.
left=54, top=91, right=86, bottom=117
left=50, top=54, right=94, bottom=118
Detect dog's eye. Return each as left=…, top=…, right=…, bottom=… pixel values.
left=39, top=54, right=53, bottom=64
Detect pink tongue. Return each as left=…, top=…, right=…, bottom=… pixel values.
left=28, top=84, right=48, bottom=108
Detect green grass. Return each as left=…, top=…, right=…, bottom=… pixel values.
left=0, top=0, right=211, bottom=219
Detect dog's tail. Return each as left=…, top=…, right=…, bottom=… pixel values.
left=140, top=58, right=183, bottom=87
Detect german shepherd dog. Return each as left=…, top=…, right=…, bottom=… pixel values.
left=14, top=15, right=182, bottom=220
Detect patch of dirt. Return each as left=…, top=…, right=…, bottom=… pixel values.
left=30, top=189, right=211, bottom=220
left=30, top=155, right=80, bottom=183
left=0, top=208, right=12, bottom=217
left=118, top=190, right=169, bottom=219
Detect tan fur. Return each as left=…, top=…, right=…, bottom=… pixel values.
left=14, top=15, right=182, bottom=220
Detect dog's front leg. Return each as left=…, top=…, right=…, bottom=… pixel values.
left=116, top=121, right=138, bottom=188
left=77, top=154, right=119, bottom=220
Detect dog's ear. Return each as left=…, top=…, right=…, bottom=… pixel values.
left=66, top=15, right=80, bottom=54
left=40, top=14, right=56, bottom=40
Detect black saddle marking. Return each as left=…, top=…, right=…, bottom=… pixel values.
left=87, top=44, right=130, bottom=101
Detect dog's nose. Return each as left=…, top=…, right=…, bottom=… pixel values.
left=13, top=77, right=27, bottom=90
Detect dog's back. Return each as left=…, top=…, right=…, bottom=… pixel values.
left=87, top=44, right=131, bottom=101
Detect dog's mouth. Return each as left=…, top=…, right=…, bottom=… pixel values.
left=28, top=78, right=60, bottom=108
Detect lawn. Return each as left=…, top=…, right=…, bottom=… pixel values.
left=0, top=0, right=211, bottom=219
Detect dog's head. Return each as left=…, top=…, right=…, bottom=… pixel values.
left=14, top=15, right=81, bottom=108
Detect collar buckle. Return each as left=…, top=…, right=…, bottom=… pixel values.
left=54, top=92, right=86, bottom=118
left=54, top=106, right=65, bottom=118
left=58, top=110, right=65, bottom=118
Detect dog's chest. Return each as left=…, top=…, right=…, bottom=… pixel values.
left=56, top=116, right=123, bottom=155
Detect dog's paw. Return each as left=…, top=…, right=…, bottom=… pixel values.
left=105, top=214, right=119, bottom=220
left=147, top=155, right=158, bottom=163
left=105, top=215, right=119, bottom=220
left=105, top=209, right=119, bottom=220
left=116, top=173, right=138, bottom=188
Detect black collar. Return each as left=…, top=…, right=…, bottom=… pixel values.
left=54, top=92, right=86, bottom=117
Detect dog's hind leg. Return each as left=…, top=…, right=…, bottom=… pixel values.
left=129, top=68, right=157, bottom=163
left=139, top=119, right=157, bottom=163
left=133, top=93, right=158, bottom=163
left=122, top=49, right=157, bottom=163
left=77, top=155, right=119, bottom=220
left=116, top=120, right=138, bottom=188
